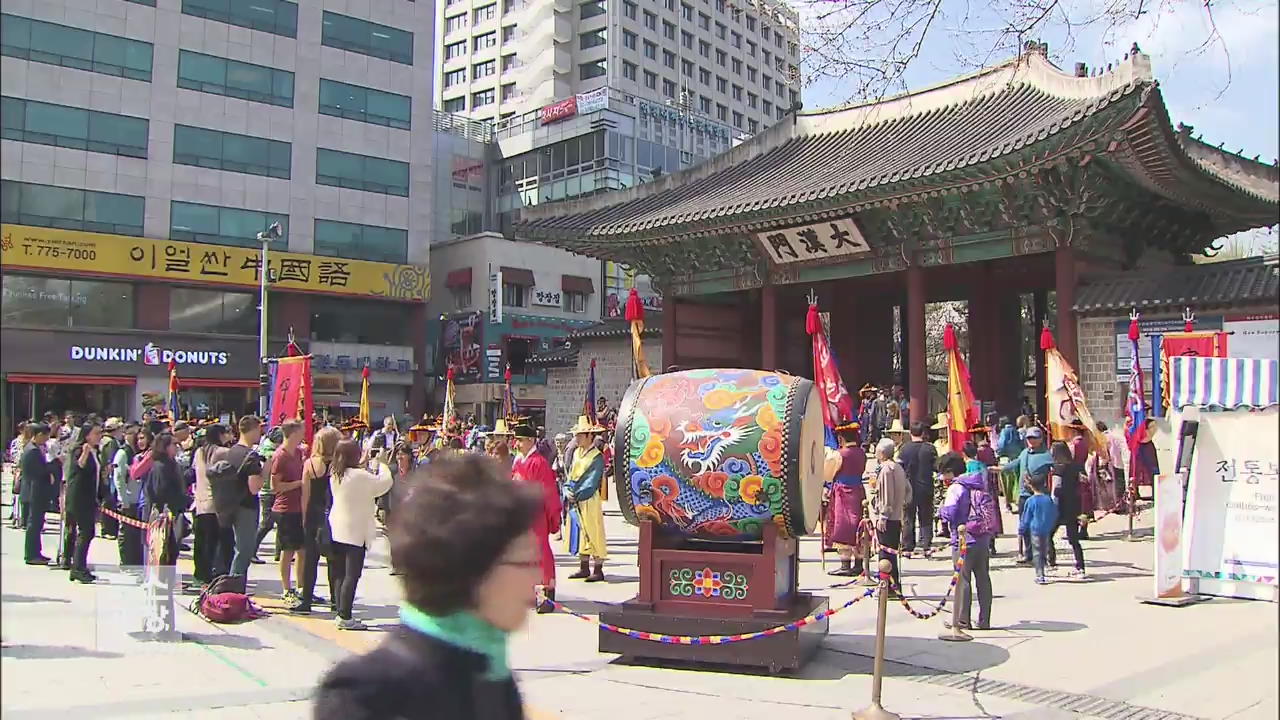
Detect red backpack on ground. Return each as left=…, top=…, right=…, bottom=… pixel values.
left=190, top=574, right=264, bottom=623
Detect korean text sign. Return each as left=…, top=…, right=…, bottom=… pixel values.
left=1, top=224, right=429, bottom=302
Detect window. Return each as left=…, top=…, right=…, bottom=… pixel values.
left=311, top=297, right=409, bottom=345
left=624, top=0, right=637, bottom=18
left=316, top=147, right=409, bottom=196
left=580, top=29, right=606, bottom=49
left=173, top=125, right=290, bottom=179
left=732, top=110, right=742, bottom=128
left=662, top=79, right=676, bottom=98
left=322, top=11, right=413, bottom=65
left=501, top=83, right=518, bottom=101
left=698, top=12, right=711, bottom=29
left=2, top=274, right=135, bottom=330
left=732, top=58, right=742, bottom=75
left=623, top=30, right=636, bottom=49
left=681, top=3, right=693, bottom=20
left=473, top=3, right=496, bottom=23
left=0, top=14, right=153, bottom=82
left=715, top=103, right=727, bottom=121
left=643, top=41, right=657, bottom=60
left=699, top=95, right=712, bottom=113
left=1, top=180, right=144, bottom=236
left=580, top=0, right=606, bottom=19
left=169, top=287, right=256, bottom=335
left=732, top=84, right=743, bottom=100
left=682, top=59, right=694, bottom=77
left=698, top=68, right=711, bottom=85
left=502, top=25, right=518, bottom=42
left=319, top=79, right=411, bottom=129
left=731, top=31, right=742, bottom=48
left=748, top=66, right=757, bottom=82
left=313, top=219, right=407, bottom=263
left=181, top=0, right=297, bottom=38
left=763, top=49, right=771, bottom=66
left=473, top=32, right=496, bottom=51
left=777, top=106, right=785, bottom=120
left=2, top=97, right=149, bottom=158
left=662, top=21, right=675, bottom=40
left=662, top=50, right=675, bottom=68
left=564, top=291, right=588, bottom=313
left=472, top=88, right=495, bottom=106
left=762, top=73, right=771, bottom=90
left=444, top=14, right=467, bottom=32
left=748, top=118, right=758, bottom=133
left=747, top=91, right=757, bottom=108
left=715, top=49, right=726, bottom=66
left=452, top=285, right=472, bottom=311
left=716, top=76, right=727, bottom=92
left=177, top=50, right=293, bottom=107
left=444, top=40, right=467, bottom=59
left=763, top=99, right=772, bottom=115
left=443, top=96, right=466, bottom=112
left=170, top=201, right=287, bottom=248
left=622, top=61, right=637, bottom=80
left=503, top=0, right=525, bottom=13
left=716, top=22, right=726, bottom=39
left=579, top=60, right=606, bottom=79
left=443, top=68, right=466, bottom=87
left=699, top=40, right=711, bottom=57
left=746, top=15, right=755, bottom=31
left=501, top=54, right=520, bottom=72
left=502, top=283, right=526, bottom=307
left=643, top=70, right=657, bottom=89
left=643, top=12, right=656, bottom=30
left=473, top=60, right=495, bottom=79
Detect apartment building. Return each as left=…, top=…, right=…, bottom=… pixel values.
left=437, top=0, right=801, bottom=137
left=1, top=0, right=436, bottom=421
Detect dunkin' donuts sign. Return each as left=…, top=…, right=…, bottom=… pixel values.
left=70, top=342, right=230, bottom=366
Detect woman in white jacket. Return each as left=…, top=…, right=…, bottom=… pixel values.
left=328, top=439, right=393, bottom=630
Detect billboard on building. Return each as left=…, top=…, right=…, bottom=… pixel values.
left=441, top=312, right=484, bottom=383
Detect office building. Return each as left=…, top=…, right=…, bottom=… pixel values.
left=1, top=0, right=436, bottom=423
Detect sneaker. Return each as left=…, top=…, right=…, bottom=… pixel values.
left=249, top=555, right=266, bottom=565
left=1068, top=569, right=1088, bottom=580
left=69, top=569, right=96, bottom=584
left=282, top=588, right=299, bottom=601
left=943, top=621, right=971, bottom=630
left=336, top=618, right=367, bottom=631
left=289, top=603, right=312, bottom=614
left=1034, top=577, right=1049, bottom=585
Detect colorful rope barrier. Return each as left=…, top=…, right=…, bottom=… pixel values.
left=100, top=506, right=150, bottom=530
left=537, top=587, right=876, bottom=645
left=891, top=533, right=967, bottom=620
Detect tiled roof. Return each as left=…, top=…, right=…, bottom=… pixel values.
left=516, top=48, right=1278, bottom=246
left=1073, top=255, right=1279, bottom=313
left=526, top=345, right=579, bottom=369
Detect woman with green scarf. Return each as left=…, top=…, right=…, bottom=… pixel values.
left=314, top=454, right=543, bottom=720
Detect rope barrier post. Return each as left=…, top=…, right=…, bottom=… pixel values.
left=853, top=559, right=900, bottom=720
left=938, top=524, right=972, bottom=642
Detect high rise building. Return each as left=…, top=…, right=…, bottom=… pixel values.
left=1, top=0, right=437, bottom=422
left=437, top=0, right=801, bottom=135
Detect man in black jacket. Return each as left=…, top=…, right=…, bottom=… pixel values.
left=897, top=421, right=938, bottom=558
left=20, top=423, right=54, bottom=565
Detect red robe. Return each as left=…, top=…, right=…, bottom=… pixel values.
left=512, top=450, right=562, bottom=585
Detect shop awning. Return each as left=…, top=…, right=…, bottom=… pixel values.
left=6, top=373, right=134, bottom=385
left=445, top=268, right=473, bottom=288
left=1169, top=357, right=1279, bottom=410
left=561, top=274, right=595, bottom=294
left=500, top=266, right=535, bottom=286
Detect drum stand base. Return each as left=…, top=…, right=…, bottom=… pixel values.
left=599, top=593, right=829, bottom=674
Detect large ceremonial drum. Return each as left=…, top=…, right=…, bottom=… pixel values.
left=613, top=368, right=826, bottom=541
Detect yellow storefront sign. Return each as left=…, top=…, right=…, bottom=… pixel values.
left=0, top=224, right=430, bottom=302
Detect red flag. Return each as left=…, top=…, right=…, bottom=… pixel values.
left=806, top=302, right=853, bottom=427
left=943, top=324, right=978, bottom=451
left=271, top=356, right=314, bottom=444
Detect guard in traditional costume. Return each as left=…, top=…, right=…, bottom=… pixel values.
left=564, top=415, right=607, bottom=582
left=857, top=384, right=884, bottom=445
left=825, top=422, right=869, bottom=577
left=511, top=422, right=562, bottom=612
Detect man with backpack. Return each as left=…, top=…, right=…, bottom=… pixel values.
left=208, top=416, right=266, bottom=578
left=936, top=452, right=999, bottom=631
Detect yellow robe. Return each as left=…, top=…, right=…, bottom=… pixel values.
left=566, top=448, right=608, bottom=559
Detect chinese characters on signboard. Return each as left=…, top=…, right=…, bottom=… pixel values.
left=755, top=218, right=871, bottom=265
left=489, top=270, right=503, bottom=325
left=531, top=288, right=563, bottom=308
left=313, top=354, right=412, bottom=373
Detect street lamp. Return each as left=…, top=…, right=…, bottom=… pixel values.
left=256, top=221, right=283, bottom=418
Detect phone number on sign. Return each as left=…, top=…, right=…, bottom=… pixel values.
left=16, top=244, right=97, bottom=260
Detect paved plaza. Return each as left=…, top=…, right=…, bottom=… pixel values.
left=1, top=481, right=1275, bottom=720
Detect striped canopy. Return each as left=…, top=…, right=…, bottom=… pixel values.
left=1169, top=357, right=1279, bottom=410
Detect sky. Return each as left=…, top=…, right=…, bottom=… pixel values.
left=792, top=0, right=1279, bottom=250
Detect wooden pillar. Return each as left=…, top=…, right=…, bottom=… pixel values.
left=906, top=265, right=927, bottom=424
left=662, top=301, right=677, bottom=371
left=991, top=290, right=1024, bottom=418
left=1055, top=244, right=1079, bottom=368
left=761, top=284, right=779, bottom=371
left=968, top=268, right=992, bottom=401
left=1033, top=290, right=1048, bottom=420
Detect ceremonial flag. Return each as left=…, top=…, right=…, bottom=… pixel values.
left=805, top=300, right=853, bottom=446
left=1042, top=328, right=1103, bottom=450
left=270, top=355, right=315, bottom=444
left=502, top=365, right=519, bottom=420
left=942, top=324, right=978, bottom=452
left=1123, top=318, right=1147, bottom=476
left=358, top=365, right=371, bottom=429
left=442, top=367, right=457, bottom=431
left=166, top=360, right=181, bottom=421
left=624, top=288, right=651, bottom=379
left=1160, top=331, right=1228, bottom=411
left=584, top=359, right=598, bottom=425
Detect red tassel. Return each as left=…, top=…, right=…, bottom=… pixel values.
left=361, top=365, right=370, bottom=380
left=624, top=288, right=644, bottom=322
left=805, top=304, right=820, bottom=336
left=504, top=365, right=512, bottom=383
left=1184, top=320, right=1194, bottom=333
left=167, top=359, right=177, bottom=373
left=1039, top=327, right=1055, bottom=350
left=591, top=358, right=597, bottom=369
left=943, top=324, right=957, bottom=351
left=1127, top=319, right=1140, bottom=342
left=447, top=367, right=455, bottom=382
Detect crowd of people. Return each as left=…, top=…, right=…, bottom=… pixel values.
left=823, top=384, right=1162, bottom=631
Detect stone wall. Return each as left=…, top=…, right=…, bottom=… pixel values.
left=545, top=337, right=663, bottom=436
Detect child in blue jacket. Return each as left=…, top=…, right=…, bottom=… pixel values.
left=1019, top=469, right=1058, bottom=584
